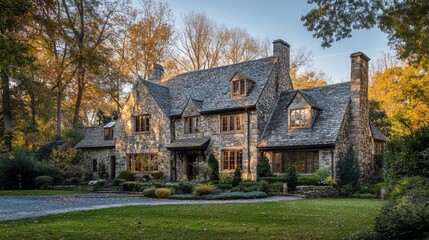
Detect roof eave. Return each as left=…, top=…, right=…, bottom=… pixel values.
left=258, top=143, right=335, bottom=151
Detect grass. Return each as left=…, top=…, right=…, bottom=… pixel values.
left=0, top=198, right=383, bottom=239
left=0, top=190, right=89, bottom=196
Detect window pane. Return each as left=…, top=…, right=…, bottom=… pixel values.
left=273, top=153, right=281, bottom=173
left=145, top=116, right=150, bottom=131
left=313, top=151, right=319, bottom=172
left=237, top=150, right=243, bottom=169
left=233, top=81, right=240, bottom=96
left=240, top=79, right=245, bottom=95
left=230, top=116, right=235, bottom=131
left=229, top=151, right=235, bottom=169
left=222, top=151, right=228, bottom=169
left=195, top=117, right=199, bottom=133
left=222, top=116, right=228, bottom=132
left=236, top=115, right=242, bottom=131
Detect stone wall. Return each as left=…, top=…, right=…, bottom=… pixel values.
left=81, top=148, right=119, bottom=180
left=115, top=80, right=172, bottom=177
left=333, top=105, right=351, bottom=177
left=349, top=53, right=374, bottom=180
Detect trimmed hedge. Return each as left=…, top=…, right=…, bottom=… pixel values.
left=213, top=183, right=233, bottom=191
left=194, top=184, right=214, bottom=195
left=239, top=180, right=261, bottom=188
left=155, top=188, right=172, bottom=199
left=258, top=176, right=286, bottom=183
left=35, top=176, right=54, bottom=189
left=170, top=191, right=268, bottom=200
left=116, top=170, right=135, bottom=181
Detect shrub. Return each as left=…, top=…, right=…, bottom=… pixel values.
left=268, top=182, right=284, bottom=193
left=116, top=170, right=135, bottom=181
left=143, top=187, right=157, bottom=198
left=192, top=161, right=210, bottom=181
left=347, top=228, right=381, bottom=240
left=325, top=176, right=337, bottom=186
left=35, top=176, right=54, bottom=189
left=0, top=149, right=40, bottom=189
left=50, top=147, right=83, bottom=184
left=155, top=188, right=172, bottom=199
left=213, top=183, right=233, bottom=191
left=193, top=184, right=214, bottom=196
left=137, top=183, right=150, bottom=192
left=88, top=179, right=105, bottom=187
left=258, top=176, right=285, bottom=184
left=208, top=154, right=219, bottom=181
left=285, top=167, right=298, bottom=191
left=297, top=176, right=318, bottom=186
left=232, top=167, right=242, bottom=187
left=239, top=180, right=261, bottom=188
left=176, top=182, right=195, bottom=194
left=219, top=172, right=232, bottom=184
left=123, top=181, right=139, bottom=191
left=374, top=182, right=387, bottom=197
left=312, top=169, right=330, bottom=184
left=259, top=180, right=269, bottom=193
left=257, top=155, right=271, bottom=178
left=112, top=178, right=125, bottom=186
left=336, top=147, right=360, bottom=191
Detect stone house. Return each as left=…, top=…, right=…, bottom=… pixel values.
left=76, top=39, right=386, bottom=181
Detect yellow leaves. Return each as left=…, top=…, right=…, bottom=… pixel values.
left=370, top=64, right=429, bottom=136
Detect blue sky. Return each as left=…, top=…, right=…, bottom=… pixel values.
left=141, top=0, right=392, bottom=83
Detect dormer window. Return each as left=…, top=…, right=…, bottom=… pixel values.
left=184, top=116, right=199, bottom=134
left=290, top=108, right=311, bottom=128
left=104, top=128, right=114, bottom=140
left=232, top=79, right=246, bottom=97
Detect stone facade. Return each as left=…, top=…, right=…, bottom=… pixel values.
left=76, top=39, right=385, bottom=182
left=81, top=148, right=118, bottom=179
left=114, top=80, right=172, bottom=177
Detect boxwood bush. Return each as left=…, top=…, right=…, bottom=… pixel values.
left=143, top=187, right=157, bottom=198
left=34, top=175, right=54, bottom=189
left=239, top=180, right=261, bottom=188
left=116, top=170, right=135, bottom=181
left=193, top=184, right=214, bottom=195
left=258, top=176, right=286, bottom=183
left=155, top=188, right=172, bottom=199
left=213, top=183, right=233, bottom=191
left=268, top=182, right=284, bottom=193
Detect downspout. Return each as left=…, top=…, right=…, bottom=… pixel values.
left=246, top=107, right=251, bottom=179
left=330, top=149, right=334, bottom=176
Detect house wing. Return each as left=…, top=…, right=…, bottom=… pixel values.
left=140, top=79, right=171, bottom=116
left=258, top=82, right=350, bottom=150
left=75, top=124, right=116, bottom=149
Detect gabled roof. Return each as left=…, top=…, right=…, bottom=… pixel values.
left=370, top=122, right=388, bottom=142
left=258, top=82, right=350, bottom=150
left=298, top=90, right=321, bottom=110
left=75, top=123, right=115, bottom=149
left=140, top=79, right=171, bottom=116
left=156, top=56, right=277, bottom=116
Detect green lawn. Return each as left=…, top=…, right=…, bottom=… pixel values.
left=0, top=198, right=382, bottom=240
left=0, top=190, right=89, bottom=196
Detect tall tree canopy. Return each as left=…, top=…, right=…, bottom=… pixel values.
left=302, top=0, right=429, bottom=62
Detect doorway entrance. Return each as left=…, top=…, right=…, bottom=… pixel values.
left=186, top=153, right=198, bottom=180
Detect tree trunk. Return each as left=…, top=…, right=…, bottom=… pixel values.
left=72, top=66, right=85, bottom=128
left=56, top=76, right=62, bottom=137
left=1, top=70, right=12, bottom=150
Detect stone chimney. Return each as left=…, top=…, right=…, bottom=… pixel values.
left=147, top=63, right=164, bottom=80
left=349, top=52, right=373, bottom=180
left=272, top=39, right=293, bottom=91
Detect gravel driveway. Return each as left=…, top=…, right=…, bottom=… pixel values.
left=0, top=193, right=301, bottom=221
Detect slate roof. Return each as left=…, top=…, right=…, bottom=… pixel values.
left=141, top=79, right=171, bottom=116
left=156, top=57, right=277, bottom=116
left=258, top=82, right=351, bottom=150
left=166, top=138, right=210, bottom=150
left=370, top=122, right=388, bottom=142
left=75, top=123, right=116, bottom=149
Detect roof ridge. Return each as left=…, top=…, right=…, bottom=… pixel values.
left=299, top=81, right=350, bottom=92
left=158, top=56, right=277, bottom=82
left=140, top=77, right=170, bottom=90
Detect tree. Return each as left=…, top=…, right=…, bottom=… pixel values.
left=302, top=0, right=429, bottom=62
left=370, top=63, right=429, bottom=136
left=369, top=100, right=391, bottom=137
left=208, top=153, right=219, bottom=181
left=257, top=155, right=272, bottom=178
left=232, top=166, right=242, bottom=187
left=223, top=27, right=268, bottom=64
left=0, top=0, right=34, bottom=150
left=126, top=0, right=174, bottom=79
left=336, top=146, right=360, bottom=190
left=289, top=48, right=329, bottom=89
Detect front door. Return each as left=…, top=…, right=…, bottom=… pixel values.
left=186, top=154, right=198, bottom=180
left=110, top=156, right=116, bottom=180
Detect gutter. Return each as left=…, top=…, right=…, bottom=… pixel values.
left=257, top=143, right=335, bottom=151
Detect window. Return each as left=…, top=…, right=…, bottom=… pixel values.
left=221, top=150, right=243, bottom=170
left=135, top=115, right=150, bottom=132
left=184, top=116, right=199, bottom=134
left=128, top=153, right=159, bottom=172
left=104, top=127, right=114, bottom=140
left=92, top=159, right=97, bottom=172
left=272, top=151, right=319, bottom=174
left=221, top=114, right=243, bottom=133
left=290, top=108, right=311, bottom=128
left=231, top=79, right=246, bottom=97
